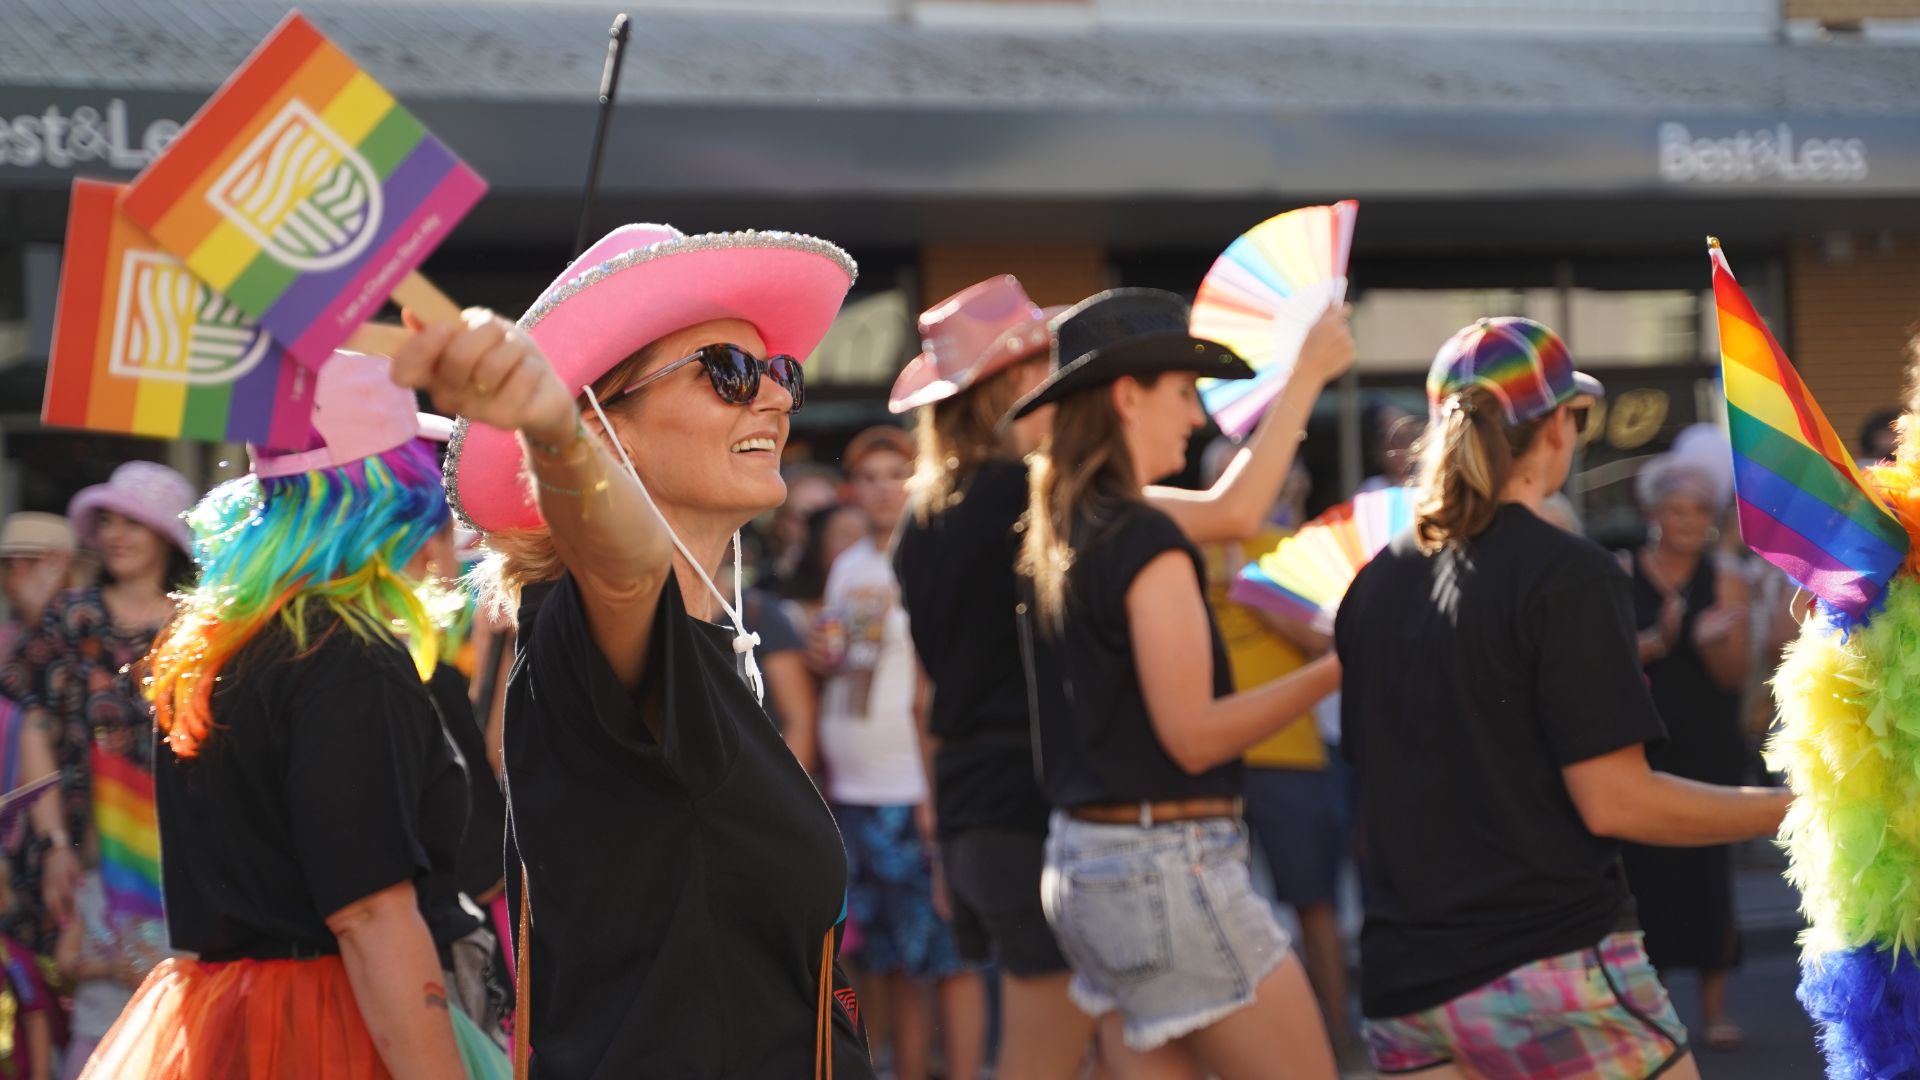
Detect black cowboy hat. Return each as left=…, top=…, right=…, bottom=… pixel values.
left=1006, top=288, right=1253, bottom=421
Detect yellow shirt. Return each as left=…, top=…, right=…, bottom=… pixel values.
left=1205, top=529, right=1328, bottom=771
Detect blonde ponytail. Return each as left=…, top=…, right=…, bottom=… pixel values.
left=1412, top=387, right=1550, bottom=553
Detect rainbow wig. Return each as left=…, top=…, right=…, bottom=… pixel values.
left=1768, top=445, right=1920, bottom=1076
left=146, top=438, right=450, bottom=758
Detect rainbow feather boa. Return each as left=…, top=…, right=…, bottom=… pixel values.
left=1769, top=449, right=1920, bottom=1076
left=146, top=439, right=450, bottom=757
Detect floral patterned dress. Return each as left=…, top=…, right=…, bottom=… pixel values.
left=0, top=588, right=162, bottom=953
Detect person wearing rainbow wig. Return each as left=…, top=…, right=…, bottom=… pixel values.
left=81, top=353, right=506, bottom=1080
left=1767, top=363, right=1920, bottom=1079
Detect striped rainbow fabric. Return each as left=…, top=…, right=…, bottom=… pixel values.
left=91, top=746, right=164, bottom=925
left=122, top=12, right=486, bottom=368
left=1713, top=237, right=1907, bottom=621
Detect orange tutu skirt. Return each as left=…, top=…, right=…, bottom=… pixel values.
left=80, top=956, right=392, bottom=1080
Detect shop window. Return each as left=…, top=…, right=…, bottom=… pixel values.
left=804, top=286, right=914, bottom=386
left=1351, top=288, right=1562, bottom=372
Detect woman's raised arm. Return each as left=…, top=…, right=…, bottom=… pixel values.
left=391, top=312, right=675, bottom=688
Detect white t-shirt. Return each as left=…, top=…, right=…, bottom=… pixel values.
left=817, top=537, right=927, bottom=806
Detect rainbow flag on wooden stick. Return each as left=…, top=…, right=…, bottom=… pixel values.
left=43, top=178, right=320, bottom=449
left=91, top=746, right=163, bottom=925
left=122, top=11, right=483, bottom=367
left=1712, top=236, right=1907, bottom=621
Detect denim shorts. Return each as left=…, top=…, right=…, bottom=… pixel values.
left=1041, top=810, right=1291, bottom=1051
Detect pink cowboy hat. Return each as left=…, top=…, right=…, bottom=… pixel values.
left=251, top=352, right=452, bottom=478
left=446, top=224, right=857, bottom=534
left=888, top=276, right=1060, bottom=414
left=67, top=461, right=196, bottom=556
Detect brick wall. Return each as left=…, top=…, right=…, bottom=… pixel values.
left=918, top=245, right=1110, bottom=310
left=1787, top=234, right=1920, bottom=451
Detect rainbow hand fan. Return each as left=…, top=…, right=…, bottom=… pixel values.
left=1191, top=201, right=1357, bottom=439
left=1229, top=485, right=1411, bottom=629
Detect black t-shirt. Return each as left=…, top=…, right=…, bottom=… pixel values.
left=1335, top=504, right=1668, bottom=1019
left=429, top=664, right=507, bottom=903
left=1040, top=500, right=1241, bottom=808
left=156, top=618, right=463, bottom=961
left=894, top=461, right=1055, bottom=836
left=505, top=571, right=871, bottom=1079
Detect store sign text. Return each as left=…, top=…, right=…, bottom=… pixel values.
left=1, top=100, right=181, bottom=170
left=1658, top=122, right=1867, bottom=184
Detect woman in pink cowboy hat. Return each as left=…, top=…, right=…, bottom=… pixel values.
left=889, top=276, right=1354, bottom=1079
left=391, top=224, right=873, bottom=1078
left=2, top=460, right=196, bottom=950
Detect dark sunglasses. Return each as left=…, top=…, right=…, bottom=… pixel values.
left=1567, top=404, right=1592, bottom=432
left=615, top=343, right=805, bottom=412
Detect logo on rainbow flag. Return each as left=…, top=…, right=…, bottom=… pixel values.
left=45, top=179, right=318, bottom=449
left=207, top=99, right=385, bottom=273
left=111, top=250, right=274, bottom=385
left=122, top=11, right=486, bottom=368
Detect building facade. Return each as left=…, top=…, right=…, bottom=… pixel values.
left=3, top=0, right=1919, bottom=533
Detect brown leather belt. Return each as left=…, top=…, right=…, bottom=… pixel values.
left=1068, top=797, right=1243, bottom=828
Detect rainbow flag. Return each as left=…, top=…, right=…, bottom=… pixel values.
left=122, top=12, right=486, bottom=368
left=91, top=746, right=163, bottom=925
left=43, top=178, right=319, bottom=449
left=1713, top=237, right=1907, bottom=620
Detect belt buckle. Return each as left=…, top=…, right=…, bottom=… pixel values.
left=1139, top=802, right=1153, bottom=829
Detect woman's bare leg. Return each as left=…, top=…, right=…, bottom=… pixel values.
left=891, top=973, right=933, bottom=1080
left=996, top=972, right=1101, bottom=1080
left=936, top=970, right=987, bottom=1080
left=1181, top=954, right=1338, bottom=1080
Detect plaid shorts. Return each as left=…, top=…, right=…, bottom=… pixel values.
left=1365, top=931, right=1689, bottom=1079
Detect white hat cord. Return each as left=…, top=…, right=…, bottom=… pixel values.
left=584, top=388, right=764, bottom=705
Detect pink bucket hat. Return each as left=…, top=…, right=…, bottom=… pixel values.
left=250, top=352, right=451, bottom=478
left=888, top=276, right=1060, bottom=414
left=445, top=224, right=857, bottom=534
left=67, top=461, right=196, bottom=556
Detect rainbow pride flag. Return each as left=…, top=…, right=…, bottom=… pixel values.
left=1713, top=237, right=1907, bottom=620
left=91, top=746, right=163, bottom=925
left=122, top=12, right=486, bottom=368
left=43, top=178, right=318, bottom=449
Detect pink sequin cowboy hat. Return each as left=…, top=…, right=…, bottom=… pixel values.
left=445, top=224, right=857, bottom=534
left=888, top=276, right=1063, bottom=414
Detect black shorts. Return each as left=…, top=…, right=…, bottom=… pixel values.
left=943, top=827, right=1070, bottom=978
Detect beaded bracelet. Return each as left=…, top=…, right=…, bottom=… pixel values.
left=527, top=416, right=588, bottom=459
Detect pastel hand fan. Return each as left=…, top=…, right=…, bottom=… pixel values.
left=1229, top=485, right=1411, bottom=630
left=1191, top=201, right=1358, bottom=438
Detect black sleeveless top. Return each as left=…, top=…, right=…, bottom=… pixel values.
left=1038, top=501, right=1241, bottom=808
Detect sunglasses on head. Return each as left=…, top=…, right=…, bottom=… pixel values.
left=615, top=343, right=805, bottom=412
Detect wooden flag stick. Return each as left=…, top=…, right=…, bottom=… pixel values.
left=341, top=270, right=462, bottom=355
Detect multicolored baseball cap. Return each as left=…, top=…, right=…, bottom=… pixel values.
left=1426, top=317, right=1603, bottom=425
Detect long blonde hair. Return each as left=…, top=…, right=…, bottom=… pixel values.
left=907, top=359, right=1042, bottom=523
left=1412, top=386, right=1552, bottom=553
left=1019, top=381, right=1148, bottom=633
left=471, top=340, right=667, bottom=618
